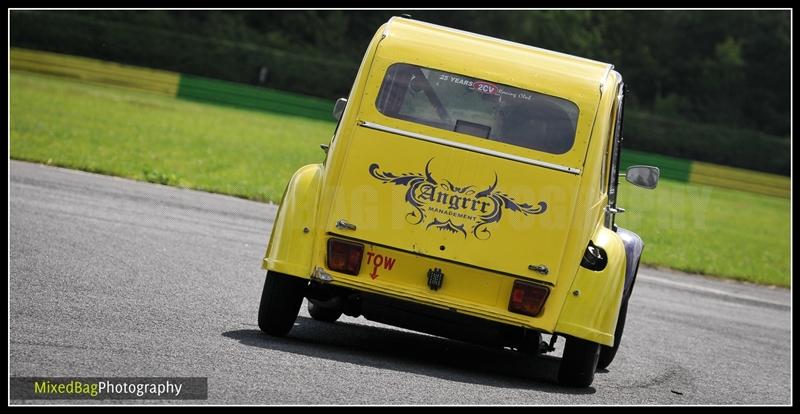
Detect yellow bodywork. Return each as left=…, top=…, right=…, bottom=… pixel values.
left=263, top=17, right=629, bottom=346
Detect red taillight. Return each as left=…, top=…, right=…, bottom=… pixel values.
left=508, top=280, right=550, bottom=317
left=327, top=238, right=364, bottom=275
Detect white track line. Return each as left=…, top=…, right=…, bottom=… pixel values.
left=637, top=274, right=789, bottom=309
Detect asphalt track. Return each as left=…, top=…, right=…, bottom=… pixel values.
left=9, top=160, right=792, bottom=405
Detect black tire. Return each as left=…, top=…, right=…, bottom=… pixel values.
left=307, top=300, right=343, bottom=323
left=257, top=271, right=308, bottom=336
left=558, top=335, right=601, bottom=388
left=597, top=296, right=629, bottom=370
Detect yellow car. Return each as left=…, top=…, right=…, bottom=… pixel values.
left=258, top=16, right=659, bottom=388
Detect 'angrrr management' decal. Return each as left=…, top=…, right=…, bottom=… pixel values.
left=368, top=159, right=547, bottom=240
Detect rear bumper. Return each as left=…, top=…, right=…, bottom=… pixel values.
left=313, top=238, right=565, bottom=334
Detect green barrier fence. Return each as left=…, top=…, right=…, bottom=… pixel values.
left=177, top=75, right=333, bottom=121
left=619, top=149, right=789, bottom=198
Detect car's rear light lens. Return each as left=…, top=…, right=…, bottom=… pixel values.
left=327, top=238, right=364, bottom=275
left=508, top=280, right=550, bottom=317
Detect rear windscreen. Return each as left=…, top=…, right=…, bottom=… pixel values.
left=376, top=63, right=580, bottom=154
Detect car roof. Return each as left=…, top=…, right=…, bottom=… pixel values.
left=380, top=17, right=615, bottom=99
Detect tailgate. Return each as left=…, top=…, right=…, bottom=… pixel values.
left=325, top=124, right=580, bottom=283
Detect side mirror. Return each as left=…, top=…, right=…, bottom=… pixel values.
left=624, top=165, right=660, bottom=189
left=333, top=98, right=347, bottom=121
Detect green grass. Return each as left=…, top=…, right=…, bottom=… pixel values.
left=10, top=71, right=332, bottom=202
left=10, top=71, right=790, bottom=287
left=616, top=180, right=790, bottom=286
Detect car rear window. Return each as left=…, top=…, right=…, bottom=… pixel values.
left=376, top=63, right=580, bottom=154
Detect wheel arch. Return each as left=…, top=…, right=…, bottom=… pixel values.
left=616, top=226, right=644, bottom=299
left=262, top=164, right=323, bottom=278
left=554, top=226, right=626, bottom=347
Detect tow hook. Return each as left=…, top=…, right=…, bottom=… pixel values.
left=539, top=334, right=558, bottom=353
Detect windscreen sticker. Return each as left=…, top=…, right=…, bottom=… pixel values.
left=437, top=74, right=532, bottom=100
left=369, top=158, right=547, bottom=240
left=471, top=81, right=499, bottom=95
left=439, top=74, right=498, bottom=95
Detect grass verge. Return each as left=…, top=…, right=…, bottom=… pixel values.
left=616, top=180, right=789, bottom=286
left=10, top=71, right=331, bottom=202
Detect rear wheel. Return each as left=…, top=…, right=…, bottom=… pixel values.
left=558, top=335, right=600, bottom=388
left=257, top=271, right=308, bottom=336
left=307, top=300, right=343, bottom=323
